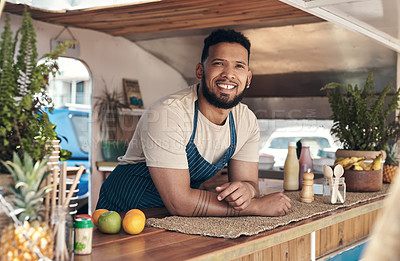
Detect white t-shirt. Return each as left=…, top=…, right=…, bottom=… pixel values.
left=118, top=84, right=260, bottom=169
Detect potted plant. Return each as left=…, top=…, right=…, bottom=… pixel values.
left=94, top=86, right=129, bottom=161
left=322, top=71, right=400, bottom=191
left=322, top=71, right=400, bottom=155
left=0, top=10, right=71, bottom=177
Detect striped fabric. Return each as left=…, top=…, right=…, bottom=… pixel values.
left=96, top=101, right=236, bottom=212
left=187, top=101, right=236, bottom=189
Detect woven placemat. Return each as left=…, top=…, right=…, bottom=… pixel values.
left=146, top=184, right=390, bottom=239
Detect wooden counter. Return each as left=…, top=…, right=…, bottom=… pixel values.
left=74, top=179, right=384, bottom=261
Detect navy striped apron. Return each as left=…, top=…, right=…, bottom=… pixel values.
left=96, top=101, right=237, bottom=211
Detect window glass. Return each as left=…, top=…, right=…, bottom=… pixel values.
left=70, top=113, right=90, bottom=154
left=258, top=119, right=342, bottom=169
left=76, top=81, right=85, bottom=104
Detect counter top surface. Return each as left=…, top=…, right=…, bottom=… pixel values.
left=73, top=197, right=384, bottom=260
left=74, top=177, right=386, bottom=261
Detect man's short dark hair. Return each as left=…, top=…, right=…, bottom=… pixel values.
left=201, top=29, right=251, bottom=63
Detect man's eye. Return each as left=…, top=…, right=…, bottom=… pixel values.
left=236, top=64, right=245, bottom=69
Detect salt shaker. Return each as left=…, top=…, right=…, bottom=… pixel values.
left=301, top=169, right=314, bottom=203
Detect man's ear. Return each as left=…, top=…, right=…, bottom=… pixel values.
left=246, top=70, right=253, bottom=88
left=195, top=63, right=203, bottom=81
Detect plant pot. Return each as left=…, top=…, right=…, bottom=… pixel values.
left=102, top=141, right=127, bottom=162
left=343, top=169, right=383, bottom=192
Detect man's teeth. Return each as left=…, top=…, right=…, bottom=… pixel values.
left=217, top=84, right=235, bottom=89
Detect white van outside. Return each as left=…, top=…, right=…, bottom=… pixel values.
left=258, top=120, right=341, bottom=171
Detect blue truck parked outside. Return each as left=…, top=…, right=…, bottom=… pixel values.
left=46, top=108, right=90, bottom=202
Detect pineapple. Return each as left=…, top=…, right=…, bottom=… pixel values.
left=383, top=143, right=399, bottom=183
left=0, top=152, right=54, bottom=260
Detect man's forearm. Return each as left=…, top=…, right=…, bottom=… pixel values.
left=191, top=189, right=241, bottom=217
left=169, top=188, right=260, bottom=217
left=169, top=188, right=290, bottom=217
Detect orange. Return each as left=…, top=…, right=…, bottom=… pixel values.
left=123, top=213, right=146, bottom=235
left=126, top=209, right=146, bottom=220
left=93, top=209, right=108, bottom=226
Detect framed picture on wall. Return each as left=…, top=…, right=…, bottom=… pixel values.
left=123, top=79, right=144, bottom=109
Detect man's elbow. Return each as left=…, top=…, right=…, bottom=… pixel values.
left=167, top=205, right=192, bottom=216
left=164, top=198, right=192, bottom=216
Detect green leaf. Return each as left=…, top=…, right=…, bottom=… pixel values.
left=14, top=181, right=28, bottom=190
left=322, top=71, right=400, bottom=151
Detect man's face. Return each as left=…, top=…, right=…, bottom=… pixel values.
left=196, top=42, right=252, bottom=109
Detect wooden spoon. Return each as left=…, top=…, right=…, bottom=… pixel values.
left=323, top=165, right=335, bottom=203
left=323, top=165, right=333, bottom=180
left=333, top=165, right=344, bottom=203
left=333, top=164, right=344, bottom=178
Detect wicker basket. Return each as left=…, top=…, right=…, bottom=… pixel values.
left=344, top=169, right=383, bottom=192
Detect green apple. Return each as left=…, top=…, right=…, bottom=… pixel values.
left=98, top=211, right=121, bottom=234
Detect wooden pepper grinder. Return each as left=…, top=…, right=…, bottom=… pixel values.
left=301, top=169, right=314, bottom=203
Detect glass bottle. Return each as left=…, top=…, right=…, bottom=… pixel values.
left=298, top=141, right=313, bottom=189
left=323, top=177, right=346, bottom=204
left=284, top=142, right=299, bottom=190
left=51, top=206, right=73, bottom=260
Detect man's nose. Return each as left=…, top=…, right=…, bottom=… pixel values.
left=221, top=65, right=235, bottom=79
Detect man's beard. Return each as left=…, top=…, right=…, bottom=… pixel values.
left=201, top=74, right=247, bottom=109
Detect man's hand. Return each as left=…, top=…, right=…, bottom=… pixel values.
left=216, top=181, right=257, bottom=210
left=250, top=192, right=292, bottom=216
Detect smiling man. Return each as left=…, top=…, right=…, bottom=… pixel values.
left=96, top=29, right=291, bottom=217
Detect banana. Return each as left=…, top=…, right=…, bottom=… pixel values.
left=350, top=165, right=364, bottom=171
left=337, top=155, right=382, bottom=171
left=371, top=154, right=382, bottom=170
left=333, top=157, right=352, bottom=168
left=358, top=161, right=368, bottom=170
left=365, top=162, right=373, bottom=170
left=334, top=156, right=365, bottom=169
left=347, top=159, right=366, bottom=170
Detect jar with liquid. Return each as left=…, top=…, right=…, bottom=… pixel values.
left=323, top=177, right=346, bottom=204
left=284, top=142, right=299, bottom=190
left=298, top=141, right=313, bottom=190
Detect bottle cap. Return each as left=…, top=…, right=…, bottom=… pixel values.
left=74, top=218, right=93, bottom=228
left=288, top=142, right=296, bottom=147
left=301, top=141, right=312, bottom=147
